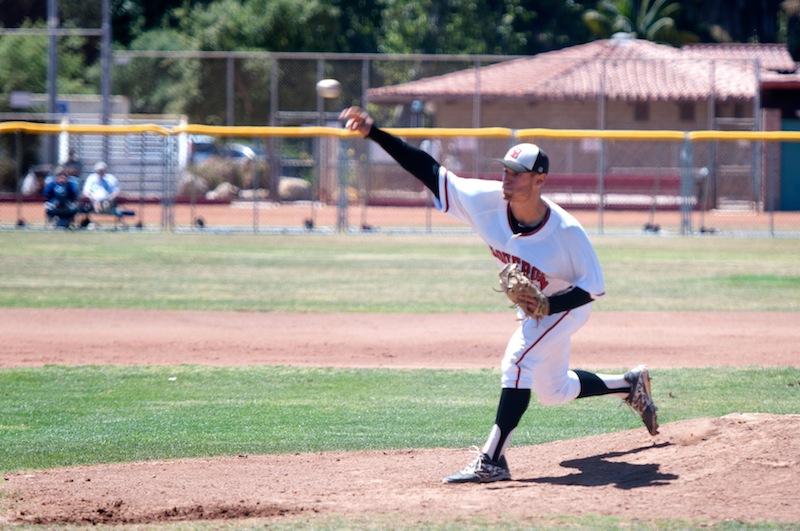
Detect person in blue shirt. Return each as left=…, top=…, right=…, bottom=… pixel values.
left=43, top=166, right=80, bottom=228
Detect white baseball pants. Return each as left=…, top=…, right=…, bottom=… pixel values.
left=500, top=305, right=592, bottom=404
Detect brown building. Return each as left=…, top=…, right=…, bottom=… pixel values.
left=366, top=35, right=799, bottom=210
left=369, top=36, right=795, bottom=131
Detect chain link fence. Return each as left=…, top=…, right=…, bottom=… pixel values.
left=1, top=125, right=799, bottom=236
left=1, top=51, right=799, bottom=235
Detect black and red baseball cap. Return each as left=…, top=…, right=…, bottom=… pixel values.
left=498, top=143, right=549, bottom=174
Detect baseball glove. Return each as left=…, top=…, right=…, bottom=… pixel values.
left=498, top=263, right=549, bottom=321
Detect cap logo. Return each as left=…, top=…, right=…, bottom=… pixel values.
left=509, top=147, right=522, bottom=160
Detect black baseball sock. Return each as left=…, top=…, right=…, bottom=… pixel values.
left=574, top=369, right=629, bottom=398
left=482, top=387, right=530, bottom=462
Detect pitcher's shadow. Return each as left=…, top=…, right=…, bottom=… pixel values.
left=516, top=442, right=678, bottom=490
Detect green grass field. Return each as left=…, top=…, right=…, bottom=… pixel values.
left=1, top=232, right=798, bottom=528
left=0, top=232, right=798, bottom=311
left=1, top=365, right=799, bottom=474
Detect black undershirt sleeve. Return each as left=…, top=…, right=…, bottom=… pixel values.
left=547, top=287, right=594, bottom=314
left=366, top=126, right=441, bottom=200
left=367, top=124, right=591, bottom=316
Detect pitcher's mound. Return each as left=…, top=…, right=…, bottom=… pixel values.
left=4, top=413, right=798, bottom=526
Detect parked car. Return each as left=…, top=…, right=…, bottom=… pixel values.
left=187, top=135, right=217, bottom=165
left=187, top=136, right=261, bottom=166
left=223, top=143, right=258, bottom=162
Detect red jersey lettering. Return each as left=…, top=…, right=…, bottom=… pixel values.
left=489, top=246, right=549, bottom=290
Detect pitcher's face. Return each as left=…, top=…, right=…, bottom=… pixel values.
left=502, top=168, right=540, bottom=201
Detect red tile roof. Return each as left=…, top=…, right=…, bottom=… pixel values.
left=682, top=43, right=796, bottom=72
left=368, top=38, right=792, bottom=103
left=761, top=70, right=800, bottom=89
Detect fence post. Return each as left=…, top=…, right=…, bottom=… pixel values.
left=312, top=58, right=325, bottom=229
left=161, top=134, right=175, bottom=232
left=680, top=134, right=694, bottom=235
left=138, top=132, right=145, bottom=228
left=472, top=58, right=482, bottom=177
left=597, top=139, right=606, bottom=235
left=170, top=134, right=177, bottom=231
left=15, top=132, right=24, bottom=227
left=101, top=0, right=112, bottom=163
left=226, top=56, right=235, bottom=126
left=189, top=136, right=197, bottom=230
left=360, top=58, right=370, bottom=231
left=767, top=139, right=775, bottom=236
left=708, top=60, right=718, bottom=211
left=47, top=0, right=58, bottom=165
left=336, top=137, right=349, bottom=233
left=753, top=59, right=764, bottom=229
left=597, top=60, right=606, bottom=235
left=253, top=144, right=260, bottom=234
left=268, top=56, right=280, bottom=206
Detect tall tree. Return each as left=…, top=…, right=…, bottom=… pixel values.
left=0, top=0, right=50, bottom=28
left=583, top=0, right=696, bottom=44
left=112, top=0, right=217, bottom=46
left=379, top=0, right=591, bottom=55
left=780, top=0, right=800, bottom=58
left=0, top=21, right=93, bottom=97
left=111, top=28, right=199, bottom=116
left=676, top=0, right=785, bottom=43
left=329, top=0, right=384, bottom=53
left=175, top=0, right=340, bottom=52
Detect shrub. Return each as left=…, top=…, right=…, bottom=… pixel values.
left=188, top=157, right=270, bottom=191
left=0, top=157, right=19, bottom=192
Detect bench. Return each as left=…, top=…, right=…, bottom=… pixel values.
left=77, top=198, right=137, bottom=229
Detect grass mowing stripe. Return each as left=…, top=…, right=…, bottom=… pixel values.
left=1, top=232, right=799, bottom=311
left=721, top=274, right=800, bottom=287
left=1, top=365, right=798, bottom=473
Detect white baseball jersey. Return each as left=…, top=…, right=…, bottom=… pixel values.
left=435, top=168, right=605, bottom=299
left=82, top=172, right=120, bottom=202
left=434, top=167, right=606, bottom=396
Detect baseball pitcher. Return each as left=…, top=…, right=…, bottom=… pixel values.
left=340, top=107, right=658, bottom=484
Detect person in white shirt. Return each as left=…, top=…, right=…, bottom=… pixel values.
left=82, top=161, right=120, bottom=214
left=339, top=106, right=659, bottom=484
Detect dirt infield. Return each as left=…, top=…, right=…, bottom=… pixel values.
left=2, top=308, right=798, bottom=369
left=1, top=308, right=799, bottom=526
left=5, top=414, right=798, bottom=526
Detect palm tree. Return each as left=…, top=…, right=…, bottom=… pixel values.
left=583, top=0, right=695, bottom=44
left=781, top=0, right=800, bottom=58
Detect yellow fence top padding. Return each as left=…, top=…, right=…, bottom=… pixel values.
left=516, top=128, right=687, bottom=141
left=0, top=121, right=171, bottom=135
left=383, top=127, right=513, bottom=139
left=688, top=130, right=800, bottom=142
left=2, top=122, right=800, bottom=142
left=173, top=124, right=357, bottom=138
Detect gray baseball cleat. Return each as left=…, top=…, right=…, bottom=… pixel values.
left=624, top=364, right=659, bottom=435
left=443, top=451, right=511, bottom=484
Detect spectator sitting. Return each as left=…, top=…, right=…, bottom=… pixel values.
left=43, top=166, right=80, bottom=228
left=82, top=161, right=121, bottom=215
left=21, top=170, right=43, bottom=196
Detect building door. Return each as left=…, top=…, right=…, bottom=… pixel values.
left=780, top=119, right=800, bottom=210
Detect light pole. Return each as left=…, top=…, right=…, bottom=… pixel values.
left=101, top=0, right=111, bottom=162
left=47, top=0, right=58, bottom=165
left=43, top=0, right=111, bottom=163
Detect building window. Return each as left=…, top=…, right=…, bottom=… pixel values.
left=634, top=102, right=650, bottom=121
left=679, top=102, right=695, bottom=122
left=733, top=102, right=747, bottom=118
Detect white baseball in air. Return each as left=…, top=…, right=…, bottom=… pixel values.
left=316, top=78, right=342, bottom=99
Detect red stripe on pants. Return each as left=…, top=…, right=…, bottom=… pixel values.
left=514, top=311, right=571, bottom=388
